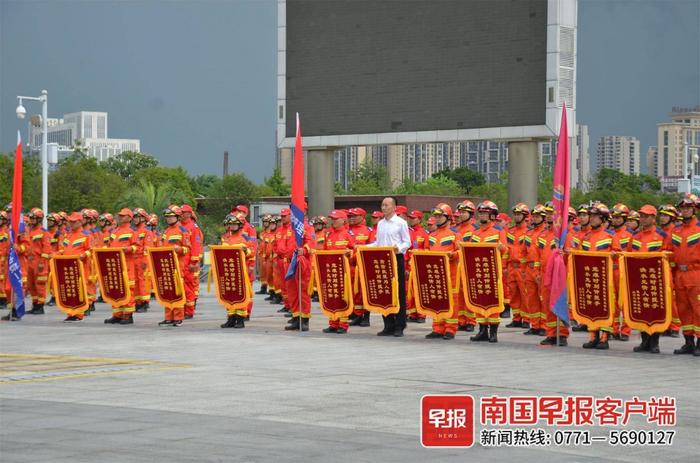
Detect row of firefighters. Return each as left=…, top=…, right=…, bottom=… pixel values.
left=1, top=194, right=699, bottom=356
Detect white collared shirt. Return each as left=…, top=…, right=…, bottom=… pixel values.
left=370, top=213, right=411, bottom=254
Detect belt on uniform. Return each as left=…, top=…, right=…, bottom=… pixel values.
left=527, top=262, right=539, bottom=268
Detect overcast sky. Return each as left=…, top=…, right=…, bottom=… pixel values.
left=1, top=0, right=698, bottom=180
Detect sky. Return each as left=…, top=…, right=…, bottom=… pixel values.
left=1, top=0, right=698, bottom=180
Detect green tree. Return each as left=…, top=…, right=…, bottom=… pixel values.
left=393, top=175, right=463, bottom=196
left=432, top=167, right=485, bottom=194
left=199, top=172, right=259, bottom=220
left=262, top=167, right=291, bottom=196
left=189, top=174, right=222, bottom=197
left=48, top=156, right=126, bottom=212
left=103, top=151, right=159, bottom=180
left=344, top=162, right=390, bottom=195
left=131, top=166, right=195, bottom=205
left=116, top=178, right=189, bottom=212
left=0, top=152, right=42, bottom=210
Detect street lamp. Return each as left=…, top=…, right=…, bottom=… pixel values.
left=16, top=90, right=48, bottom=228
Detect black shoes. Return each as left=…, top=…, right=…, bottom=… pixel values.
left=505, top=320, right=523, bottom=328
left=104, top=316, right=121, bottom=324
left=159, top=320, right=174, bottom=327
left=674, top=336, right=696, bottom=355
left=488, top=325, right=498, bottom=343
left=322, top=326, right=338, bottom=333
left=425, top=331, right=443, bottom=339
left=119, top=315, right=134, bottom=325
left=443, top=332, right=455, bottom=340
left=359, top=312, right=371, bottom=327
left=470, top=324, right=489, bottom=342
left=540, top=337, right=567, bottom=346
left=221, top=315, right=235, bottom=328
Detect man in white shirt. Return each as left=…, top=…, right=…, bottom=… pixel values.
left=370, top=197, right=411, bottom=337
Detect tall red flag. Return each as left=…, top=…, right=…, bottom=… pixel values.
left=286, top=113, right=305, bottom=280
left=11, top=131, right=23, bottom=237
left=545, top=103, right=570, bottom=324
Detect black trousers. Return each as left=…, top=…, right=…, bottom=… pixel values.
left=383, top=253, right=407, bottom=332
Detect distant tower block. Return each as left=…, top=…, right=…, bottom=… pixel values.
left=223, top=151, right=229, bottom=177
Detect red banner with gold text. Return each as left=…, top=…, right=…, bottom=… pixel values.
left=567, top=250, right=615, bottom=330
left=93, top=248, right=131, bottom=306
left=147, top=247, right=186, bottom=307
left=313, top=250, right=354, bottom=319
left=410, top=251, right=453, bottom=321
left=356, top=246, right=399, bottom=315
left=619, top=252, right=672, bottom=334
left=458, top=243, right=504, bottom=319
left=50, top=256, right=89, bottom=315
left=210, top=245, right=252, bottom=311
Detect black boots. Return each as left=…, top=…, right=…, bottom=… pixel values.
left=264, top=291, right=274, bottom=301
left=1, top=308, right=20, bottom=321
left=488, top=325, right=498, bottom=343
left=221, top=315, right=236, bottom=328
left=285, top=317, right=309, bottom=332
left=104, top=316, right=121, bottom=324
left=256, top=285, right=268, bottom=295
left=674, top=335, right=696, bottom=355
left=470, top=324, right=489, bottom=342
left=634, top=333, right=650, bottom=352
left=500, top=304, right=511, bottom=319
left=582, top=331, right=600, bottom=349
left=136, top=301, right=149, bottom=313
left=29, top=303, right=44, bottom=315
left=506, top=320, right=523, bottom=328
left=119, top=314, right=134, bottom=325
left=359, top=311, right=370, bottom=327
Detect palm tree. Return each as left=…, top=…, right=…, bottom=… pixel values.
left=117, top=178, right=188, bottom=213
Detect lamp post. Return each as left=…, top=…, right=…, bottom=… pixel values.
left=16, top=90, right=48, bottom=228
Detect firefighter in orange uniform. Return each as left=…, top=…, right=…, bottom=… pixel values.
left=467, top=201, right=508, bottom=343
left=505, top=203, right=530, bottom=329
left=44, top=213, right=63, bottom=307
left=179, top=204, right=202, bottom=319
left=220, top=214, right=253, bottom=328
left=658, top=204, right=681, bottom=337
left=256, top=215, right=273, bottom=296
left=0, top=211, right=10, bottom=308
left=347, top=208, right=373, bottom=326
left=58, top=212, right=93, bottom=321
left=520, top=204, right=546, bottom=334
left=133, top=208, right=155, bottom=313
left=539, top=202, right=573, bottom=346
left=157, top=206, right=191, bottom=327
left=368, top=211, right=382, bottom=242
left=610, top=203, right=633, bottom=341
left=103, top=208, right=139, bottom=325
left=273, top=209, right=293, bottom=309
left=319, top=210, right=355, bottom=334
left=24, top=208, right=52, bottom=315
left=264, top=216, right=279, bottom=301
left=284, top=208, right=314, bottom=332
left=406, top=210, right=428, bottom=323
left=454, top=200, right=478, bottom=331
left=309, top=216, right=327, bottom=302
left=580, top=203, right=619, bottom=350
left=629, top=205, right=669, bottom=353
left=423, top=203, right=460, bottom=340
left=668, top=194, right=700, bottom=356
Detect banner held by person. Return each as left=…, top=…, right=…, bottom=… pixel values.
left=209, top=245, right=252, bottom=312
left=567, top=250, right=615, bottom=330
left=410, top=250, right=454, bottom=321
left=147, top=247, right=186, bottom=307
left=49, top=255, right=89, bottom=315
left=93, top=248, right=131, bottom=306
left=313, top=250, right=354, bottom=319
left=356, top=246, right=399, bottom=315
left=458, top=242, right=504, bottom=320
left=619, top=252, right=672, bottom=334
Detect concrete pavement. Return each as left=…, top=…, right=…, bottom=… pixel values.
left=0, top=285, right=697, bottom=462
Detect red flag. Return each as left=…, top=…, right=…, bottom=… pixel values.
left=12, top=130, right=23, bottom=236
left=286, top=113, right=305, bottom=280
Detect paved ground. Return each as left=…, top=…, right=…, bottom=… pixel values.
left=1, top=284, right=698, bottom=462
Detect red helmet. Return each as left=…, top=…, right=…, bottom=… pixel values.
left=611, top=203, right=630, bottom=218
left=568, top=206, right=577, bottom=219
left=133, top=207, right=149, bottom=219
left=531, top=204, right=546, bottom=216
left=163, top=205, right=182, bottom=217
left=30, top=208, right=44, bottom=219
left=589, top=202, right=610, bottom=219
left=658, top=204, right=678, bottom=218
left=638, top=205, right=657, bottom=216
left=512, top=202, right=530, bottom=215
left=47, top=212, right=62, bottom=223
left=477, top=200, right=499, bottom=215
left=457, top=200, right=476, bottom=213
left=627, top=210, right=640, bottom=222
left=431, top=203, right=453, bottom=218
left=677, top=193, right=698, bottom=208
